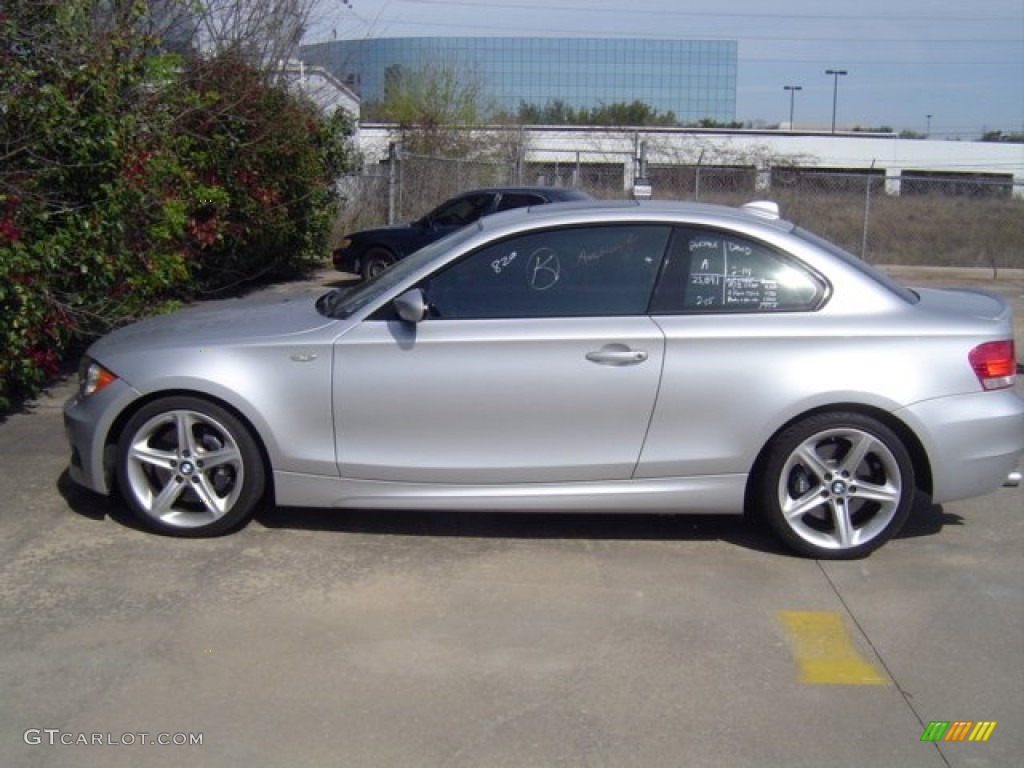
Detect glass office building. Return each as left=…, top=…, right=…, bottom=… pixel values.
left=299, top=37, right=737, bottom=124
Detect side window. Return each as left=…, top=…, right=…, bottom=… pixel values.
left=424, top=225, right=671, bottom=319
left=651, top=228, right=824, bottom=313
left=431, top=194, right=494, bottom=227
left=495, top=192, right=544, bottom=212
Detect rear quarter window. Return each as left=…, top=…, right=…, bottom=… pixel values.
left=651, top=228, right=826, bottom=314
left=496, top=193, right=545, bottom=211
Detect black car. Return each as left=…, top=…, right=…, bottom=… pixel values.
left=332, top=186, right=593, bottom=279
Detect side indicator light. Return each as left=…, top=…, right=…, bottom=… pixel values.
left=81, top=362, right=117, bottom=397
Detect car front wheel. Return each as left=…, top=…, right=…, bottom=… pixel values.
left=116, top=397, right=265, bottom=536
left=361, top=247, right=396, bottom=280
left=757, top=412, right=915, bottom=559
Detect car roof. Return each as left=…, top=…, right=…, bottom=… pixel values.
left=454, top=186, right=592, bottom=200
left=477, top=198, right=795, bottom=233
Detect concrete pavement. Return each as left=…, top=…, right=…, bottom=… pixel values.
left=1, top=267, right=1022, bottom=767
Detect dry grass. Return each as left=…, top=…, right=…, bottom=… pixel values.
left=333, top=161, right=1024, bottom=270
left=672, top=188, right=1024, bottom=270
left=781, top=194, right=1024, bottom=270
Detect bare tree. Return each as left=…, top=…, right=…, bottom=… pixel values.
left=150, top=0, right=343, bottom=74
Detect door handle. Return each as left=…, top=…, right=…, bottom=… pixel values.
left=586, top=345, right=649, bottom=366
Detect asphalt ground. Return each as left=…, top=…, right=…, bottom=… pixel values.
left=1, top=267, right=1022, bottom=768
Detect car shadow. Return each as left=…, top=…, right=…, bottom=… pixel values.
left=57, top=470, right=151, bottom=534
left=897, top=494, right=963, bottom=540
left=257, top=505, right=793, bottom=556
left=316, top=276, right=358, bottom=290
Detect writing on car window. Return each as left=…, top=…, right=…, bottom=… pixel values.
left=425, top=225, right=671, bottom=319
left=652, top=229, right=824, bottom=313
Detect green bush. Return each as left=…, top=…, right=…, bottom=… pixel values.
left=0, top=2, right=356, bottom=411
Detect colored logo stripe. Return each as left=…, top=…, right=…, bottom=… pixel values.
left=945, top=721, right=974, bottom=742
left=921, top=721, right=949, bottom=742
left=920, top=721, right=996, bottom=742
left=969, top=722, right=997, bottom=742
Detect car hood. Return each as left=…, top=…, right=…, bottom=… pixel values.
left=89, top=296, right=337, bottom=359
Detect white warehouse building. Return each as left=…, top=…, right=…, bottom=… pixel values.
left=356, top=124, right=1024, bottom=199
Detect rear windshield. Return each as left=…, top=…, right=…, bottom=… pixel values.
left=791, top=227, right=919, bottom=304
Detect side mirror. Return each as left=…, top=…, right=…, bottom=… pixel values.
left=393, top=288, right=428, bottom=324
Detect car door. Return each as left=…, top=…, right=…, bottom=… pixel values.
left=637, top=226, right=828, bottom=479
left=333, top=223, right=672, bottom=484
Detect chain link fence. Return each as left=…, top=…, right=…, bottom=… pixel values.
left=334, top=153, right=1024, bottom=271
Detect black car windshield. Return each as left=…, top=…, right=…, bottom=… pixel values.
left=317, top=224, right=483, bottom=319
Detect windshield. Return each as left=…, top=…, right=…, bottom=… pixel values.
left=316, top=224, right=483, bottom=319
left=791, top=227, right=919, bottom=304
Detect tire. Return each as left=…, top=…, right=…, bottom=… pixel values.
left=361, top=247, right=396, bottom=280
left=756, top=412, right=915, bottom=559
left=116, top=397, right=265, bottom=537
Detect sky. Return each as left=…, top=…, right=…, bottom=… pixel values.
left=307, top=0, right=1024, bottom=137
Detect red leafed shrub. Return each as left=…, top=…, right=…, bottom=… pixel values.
left=0, top=3, right=356, bottom=411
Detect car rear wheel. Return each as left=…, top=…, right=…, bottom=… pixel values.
left=361, top=247, right=396, bottom=280
left=757, top=412, right=915, bottom=559
left=116, top=397, right=265, bottom=537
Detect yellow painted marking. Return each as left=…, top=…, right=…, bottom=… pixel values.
left=777, top=611, right=888, bottom=685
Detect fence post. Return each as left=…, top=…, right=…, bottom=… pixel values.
left=512, top=133, right=523, bottom=185
left=517, top=127, right=525, bottom=185
left=755, top=161, right=772, bottom=193
left=694, top=150, right=705, bottom=201
left=861, top=161, right=876, bottom=260
left=387, top=141, right=401, bottom=225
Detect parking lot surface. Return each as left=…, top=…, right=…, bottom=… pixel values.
left=2, top=268, right=1022, bottom=767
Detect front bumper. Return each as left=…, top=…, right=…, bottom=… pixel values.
left=63, top=378, right=140, bottom=496
left=331, top=247, right=361, bottom=274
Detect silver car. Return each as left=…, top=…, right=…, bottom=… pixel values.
left=64, top=200, right=1024, bottom=558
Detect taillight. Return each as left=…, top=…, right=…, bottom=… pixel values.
left=969, top=340, right=1017, bottom=390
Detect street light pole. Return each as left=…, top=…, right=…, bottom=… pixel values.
left=784, top=85, right=802, bottom=130
left=825, top=69, right=848, bottom=134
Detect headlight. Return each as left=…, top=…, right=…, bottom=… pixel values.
left=79, top=359, right=117, bottom=397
